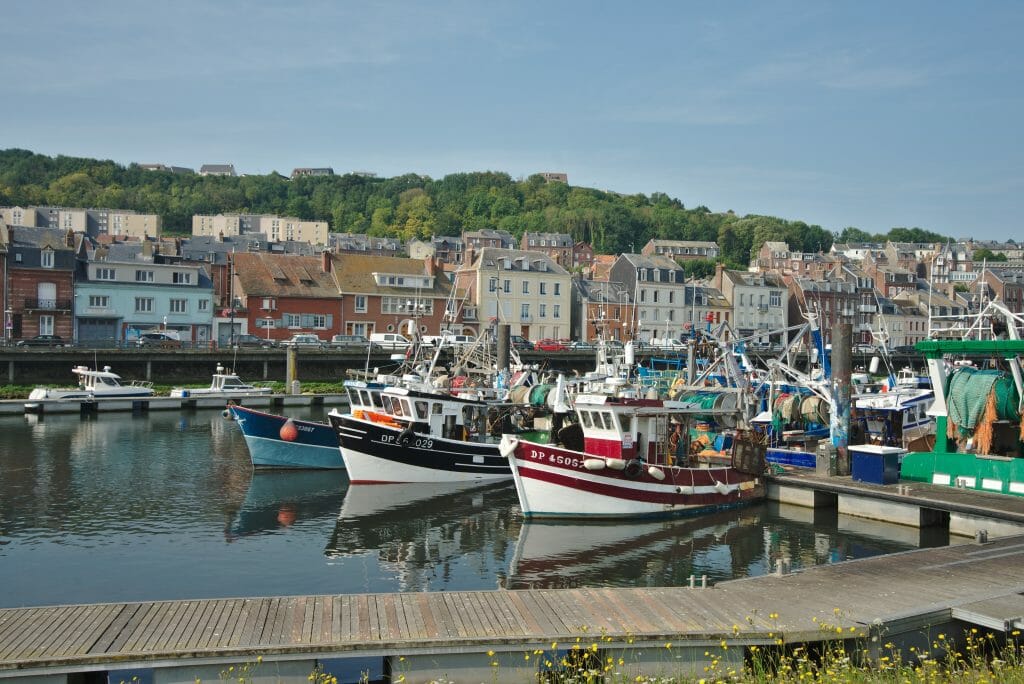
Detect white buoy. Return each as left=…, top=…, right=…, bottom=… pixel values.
left=647, top=466, right=666, bottom=481
left=584, top=458, right=607, bottom=471
left=676, top=485, right=695, bottom=495
left=604, top=458, right=626, bottom=471
left=714, top=481, right=730, bottom=495
left=869, top=356, right=880, bottom=374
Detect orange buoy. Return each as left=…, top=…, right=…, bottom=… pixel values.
left=280, top=418, right=299, bottom=442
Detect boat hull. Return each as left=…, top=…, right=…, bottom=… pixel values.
left=505, top=437, right=764, bottom=519
left=229, top=405, right=344, bottom=469
left=330, top=412, right=511, bottom=484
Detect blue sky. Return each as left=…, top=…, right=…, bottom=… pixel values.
left=2, top=1, right=1021, bottom=241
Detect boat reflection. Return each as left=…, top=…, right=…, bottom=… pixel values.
left=327, top=481, right=520, bottom=591
left=226, top=470, right=348, bottom=542
left=504, top=501, right=936, bottom=590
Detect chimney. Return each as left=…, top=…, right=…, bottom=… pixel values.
left=424, top=256, right=435, bottom=276
left=715, top=263, right=725, bottom=291
left=321, top=250, right=332, bottom=274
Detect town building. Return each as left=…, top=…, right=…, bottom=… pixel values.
left=538, top=172, right=568, bottom=183
left=329, top=253, right=458, bottom=339
left=1, top=206, right=162, bottom=239
left=329, top=233, right=404, bottom=257
left=463, top=229, right=516, bottom=254
left=571, top=279, right=632, bottom=342
left=192, top=214, right=330, bottom=247
left=979, top=267, right=1024, bottom=314
left=714, top=266, right=789, bottom=346
left=521, top=232, right=574, bottom=268
left=199, top=164, right=236, bottom=177
left=230, top=252, right=342, bottom=345
left=138, top=163, right=194, bottom=174
left=75, top=240, right=213, bottom=346
left=454, top=248, right=572, bottom=341
left=641, top=239, right=719, bottom=262
left=608, top=254, right=689, bottom=342
left=573, top=241, right=595, bottom=270
left=2, top=227, right=77, bottom=343
left=291, top=168, right=335, bottom=178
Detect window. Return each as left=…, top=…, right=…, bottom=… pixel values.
left=503, top=279, right=511, bottom=293
left=284, top=313, right=302, bottom=327
left=172, top=272, right=192, bottom=284
left=39, top=315, right=54, bottom=336
left=136, top=270, right=154, bottom=282
left=521, top=303, right=530, bottom=319
left=539, top=304, right=546, bottom=318
left=261, top=298, right=276, bottom=311
left=522, top=281, right=529, bottom=294
left=540, top=282, right=547, bottom=295
left=553, top=304, right=561, bottom=318
left=554, top=283, right=561, bottom=296
left=96, top=267, right=116, bottom=280
left=135, top=297, right=153, bottom=313
left=653, top=290, right=659, bottom=303
left=488, top=278, right=497, bottom=293
left=669, top=291, right=674, bottom=304
left=41, top=250, right=54, bottom=268
left=198, top=299, right=209, bottom=312
left=312, top=314, right=327, bottom=329
left=354, top=295, right=367, bottom=313
left=88, top=295, right=109, bottom=308
left=169, top=299, right=187, bottom=314
left=770, top=290, right=782, bottom=307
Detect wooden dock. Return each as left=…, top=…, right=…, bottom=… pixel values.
left=769, top=470, right=1024, bottom=538
left=3, top=535, right=1024, bottom=683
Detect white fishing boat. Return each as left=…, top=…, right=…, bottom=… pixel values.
left=26, top=365, right=154, bottom=410
left=170, top=364, right=273, bottom=399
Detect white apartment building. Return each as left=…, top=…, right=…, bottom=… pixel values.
left=455, top=248, right=572, bottom=341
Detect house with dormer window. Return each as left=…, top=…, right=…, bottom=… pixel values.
left=454, top=248, right=571, bottom=341
left=3, top=227, right=77, bottom=343
left=609, top=254, right=689, bottom=342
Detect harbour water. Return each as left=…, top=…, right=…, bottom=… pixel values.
left=0, top=407, right=953, bottom=609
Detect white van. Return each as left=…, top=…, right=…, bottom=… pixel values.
left=649, top=338, right=686, bottom=351
left=422, top=333, right=476, bottom=348
left=369, top=332, right=411, bottom=351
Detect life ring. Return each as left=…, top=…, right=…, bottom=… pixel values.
left=398, top=427, right=414, bottom=447
left=623, top=459, right=644, bottom=479
left=668, top=431, right=681, bottom=452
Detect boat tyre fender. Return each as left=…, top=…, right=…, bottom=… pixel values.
left=399, top=427, right=414, bottom=447
left=623, top=459, right=644, bottom=479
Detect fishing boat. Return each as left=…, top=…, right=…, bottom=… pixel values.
left=227, top=404, right=344, bottom=469
left=170, top=364, right=272, bottom=399
left=500, top=387, right=765, bottom=520
left=25, top=365, right=154, bottom=410
left=329, top=379, right=549, bottom=483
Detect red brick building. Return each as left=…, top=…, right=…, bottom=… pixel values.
left=3, top=227, right=77, bottom=342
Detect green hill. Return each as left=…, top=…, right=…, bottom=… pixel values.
left=0, top=148, right=946, bottom=267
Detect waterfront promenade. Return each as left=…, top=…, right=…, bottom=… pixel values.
left=2, top=535, right=1024, bottom=683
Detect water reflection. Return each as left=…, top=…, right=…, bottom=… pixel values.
left=0, top=409, right=950, bottom=608
left=227, top=471, right=348, bottom=541
left=327, top=482, right=520, bottom=592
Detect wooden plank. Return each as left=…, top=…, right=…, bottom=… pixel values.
left=178, top=600, right=218, bottom=650
left=503, top=591, right=550, bottom=638
left=107, top=603, right=159, bottom=654
left=288, top=596, right=309, bottom=645
left=224, top=599, right=254, bottom=648
left=0, top=608, right=44, bottom=658
left=147, top=600, right=192, bottom=652
left=238, top=598, right=272, bottom=648
left=415, top=593, right=440, bottom=639
left=201, top=600, right=236, bottom=649
left=269, top=597, right=294, bottom=645
left=88, top=604, right=140, bottom=654
left=439, top=594, right=469, bottom=638
left=381, top=595, right=402, bottom=641
left=122, top=601, right=173, bottom=653
left=339, top=594, right=353, bottom=641
left=366, top=595, right=381, bottom=641
left=257, top=597, right=282, bottom=645
left=1, top=607, right=61, bottom=660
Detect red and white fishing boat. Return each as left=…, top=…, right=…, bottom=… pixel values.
left=499, top=390, right=765, bottom=519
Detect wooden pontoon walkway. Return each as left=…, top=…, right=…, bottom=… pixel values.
left=3, top=536, right=1024, bottom=678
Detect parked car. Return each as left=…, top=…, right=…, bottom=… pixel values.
left=282, top=334, right=325, bottom=350
left=16, top=334, right=67, bottom=348
left=509, top=335, right=534, bottom=351
left=329, top=334, right=379, bottom=351
left=649, top=338, right=686, bottom=351
left=369, top=332, right=411, bottom=351
left=568, top=340, right=595, bottom=351
left=893, top=345, right=916, bottom=354
left=230, top=333, right=275, bottom=348
left=136, top=332, right=182, bottom=349
left=534, top=338, right=568, bottom=352
left=853, top=343, right=876, bottom=354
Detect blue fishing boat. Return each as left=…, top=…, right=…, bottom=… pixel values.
left=227, top=404, right=345, bottom=469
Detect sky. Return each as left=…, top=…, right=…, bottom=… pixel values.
left=1, top=1, right=1022, bottom=242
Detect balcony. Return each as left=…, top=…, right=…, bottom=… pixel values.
left=24, top=298, right=73, bottom=312
left=858, top=304, right=877, bottom=313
